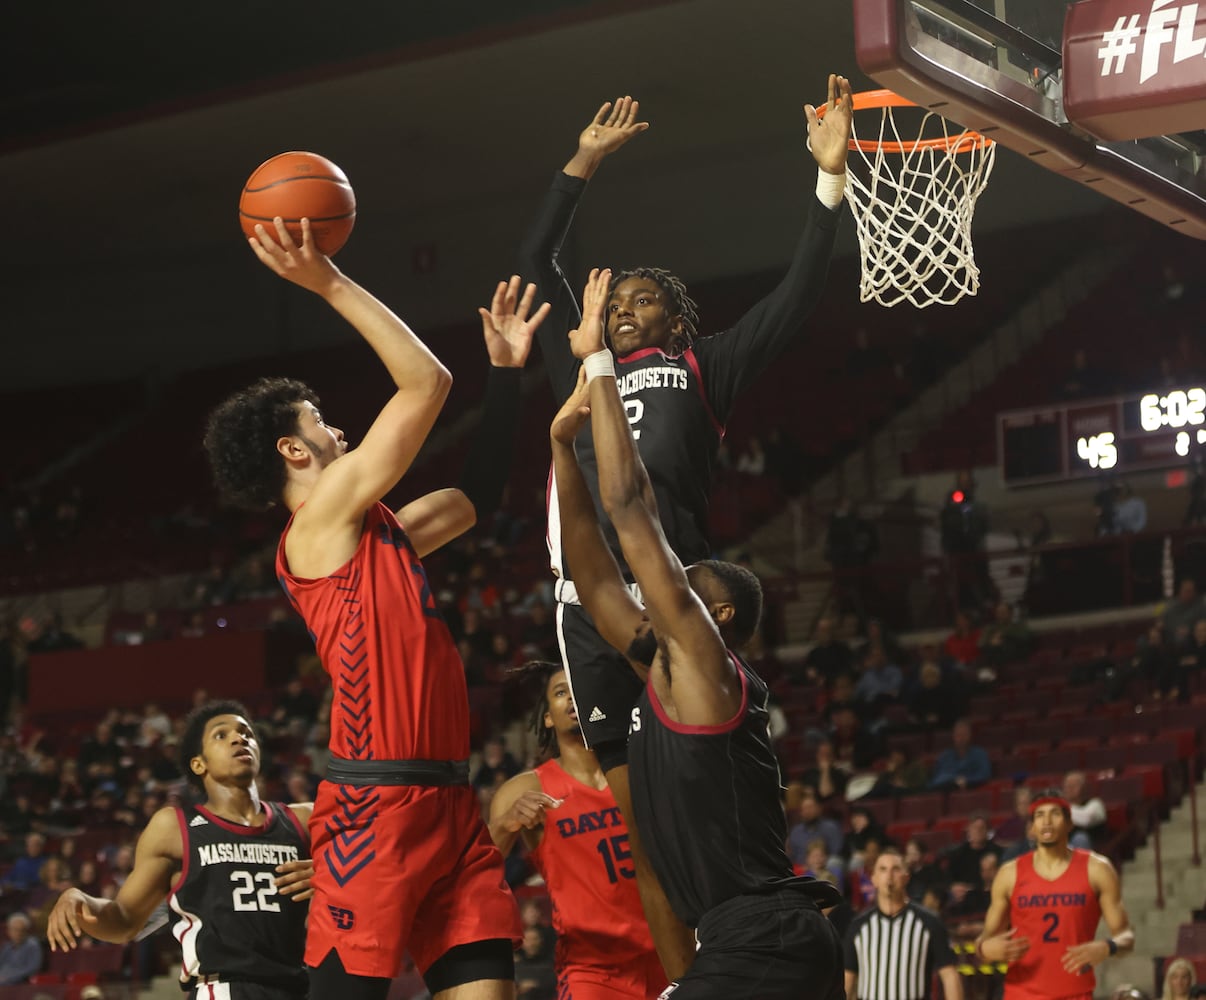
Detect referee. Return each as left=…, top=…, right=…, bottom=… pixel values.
left=845, top=847, right=964, bottom=1000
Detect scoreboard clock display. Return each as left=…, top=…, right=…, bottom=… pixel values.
left=999, top=387, right=1206, bottom=486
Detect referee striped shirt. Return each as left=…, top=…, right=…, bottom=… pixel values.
left=844, top=901, right=955, bottom=1000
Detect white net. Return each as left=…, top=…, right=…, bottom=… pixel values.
left=843, top=104, right=996, bottom=308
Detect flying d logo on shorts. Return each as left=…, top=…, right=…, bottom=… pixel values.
left=327, top=905, right=355, bottom=930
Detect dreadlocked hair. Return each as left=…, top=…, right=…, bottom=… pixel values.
left=610, top=267, right=700, bottom=352
left=503, top=660, right=563, bottom=758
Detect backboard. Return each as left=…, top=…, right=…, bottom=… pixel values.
left=854, top=0, right=1206, bottom=238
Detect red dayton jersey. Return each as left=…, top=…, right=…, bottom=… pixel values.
left=528, top=761, right=665, bottom=995
left=1007, top=849, right=1102, bottom=1000
left=276, top=502, right=469, bottom=761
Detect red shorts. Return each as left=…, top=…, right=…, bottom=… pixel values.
left=304, top=782, right=519, bottom=978
left=560, top=956, right=669, bottom=999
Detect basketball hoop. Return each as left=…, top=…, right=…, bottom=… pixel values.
left=816, top=90, right=996, bottom=309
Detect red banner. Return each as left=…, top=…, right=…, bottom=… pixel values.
left=1063, top=0, right=1206, bottom=140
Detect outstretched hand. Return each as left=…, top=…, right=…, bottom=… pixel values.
left=578, top=96, right=649, bottom=159
left=478, top=275, right=549, bottom=368
left=805, top=74, right=854, bottom=176
left=47, top=888, right=100, bottom=952
left=551, top=369, right=592, bottom=446
left=497, top=790, right=563, bottom=834
left=249, top=218, right=343, bottom=295
left=567, top=268, right=611, bottom=361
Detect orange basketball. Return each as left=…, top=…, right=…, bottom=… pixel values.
left=238, top=151, right=356, bottom=256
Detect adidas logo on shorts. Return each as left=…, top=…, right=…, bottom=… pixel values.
left=588, top=706, right=607, bottom=722
left=189, top=815, right=208, bottom=827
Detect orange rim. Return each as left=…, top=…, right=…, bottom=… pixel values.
left=815, top=89, right=994, bottom=154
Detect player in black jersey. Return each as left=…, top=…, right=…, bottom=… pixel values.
left=48, top=701, right=314, bottom=1000
left=519, top=74, right=853, bottom=977
left=548, top=269, right=845, bottom=998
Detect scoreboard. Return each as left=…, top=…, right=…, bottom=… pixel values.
left=999, top=387, right=1206, bottom=486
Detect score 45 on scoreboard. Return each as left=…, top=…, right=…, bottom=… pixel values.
left=999, top=388, right=1206, bottom=486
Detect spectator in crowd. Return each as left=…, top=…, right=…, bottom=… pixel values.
left=852, top=646, right=902, bottom=721
left=947, top=851, right=997, bottom=919
left=471, top=736, right=520, bottom=793
left=27, top=613, right=84, bottom=653
left=943, top=612, right=981, bottom=667
left=1112, top=482, right=1148, bottom=534
left=866, top=747, right=928, bottom=799
left=844, top=807, right=889, bottom=874
left=1163, top=578, right=1205, bottom=645
left=929, top=720, right=991, bottom=791
left=78, top=720, right=121, bottom=790
left=1172, top=619, right=1206, bottom=696
left=1161, top=957, right=1196, bottom=1000
left=788, top=790, right=846, bottom=882
left=802, top=839, right=840, bottom=889
left=907, top=659, right=962, bottom=729
left=271, top=677, right=320, bottom=731
left=978, top=601, right=1034, bottom=668
left=138, top=702, right=172, bottom=746
left=903, top=838, right=947, bottom=905
left=799, top=739, right=848, bottom=805
left=825, top=499, right=879, bottom=620
left=795, top=615, right=855, bottom=687
left=828, top=704, right=883, bottom=771
left=1059, top=348, right=1109, bottom=400
left=995, top=785, right=1034, bottom=858
left=0, top=912, right=41, bottom=985
left=1063, top=770, right=1106, bottom=849
left=3, top=832, right=48, bottom=890
left=514, top=926, right=556, bottom=1000
left=945, top=814, right=1002, bottom=903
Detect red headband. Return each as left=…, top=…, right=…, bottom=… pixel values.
left=1029, top=795, right=1071, bottom=816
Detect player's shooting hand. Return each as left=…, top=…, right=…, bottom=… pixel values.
left=1061, top=940, right=1108, bottom=974
left=499, top=791, right=563, bottom=834
left=274, top=858, right=316, bottom=902
left=577, top=96, right=649, bottom=159
left=47, top=888, right=99, bottom=952
left=551, top=369, right=592, bottom=446
left=805, top=74, right=853, bottom=176
left=249, top=218, right=343, bottom=296
left=479, top=275, right=549, bottom=369
left=568, top=268, right=611, bottom=360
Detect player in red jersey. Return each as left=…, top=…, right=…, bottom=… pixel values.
left=488, top=664, right=668, bottom=1000
left=203, top=217, right=551, bottom=1000
left=977, top=789, right=1134, bottom=1000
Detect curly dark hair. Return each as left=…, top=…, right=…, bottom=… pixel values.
left=203, top=377, right=318, bottom=510
left=694, top=559, right=763, bottom=648
left=609, top=266, right=701, bottom=351
left=179, top=699, right=256, bottom=792
left=505, top=661, right=563, bottom=758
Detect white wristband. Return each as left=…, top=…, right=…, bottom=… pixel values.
left=816, top=169, right=847, bottom=209
left=583, top=349, right=615, bottom=382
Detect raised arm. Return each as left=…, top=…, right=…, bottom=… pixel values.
left=551, top=370, right=649, bottom=663
left=398, top=276, right=548, bottom=557
left=253, top=219, right=451, bottom=534
left=47, top=807, right=180, bottom=949
left=697, top=75, right=853, bottom=419
left=517, top=98, right=649, bottom=400
left=572, top=270, right=739, bottom=726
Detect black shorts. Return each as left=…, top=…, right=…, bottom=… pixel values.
left=556, top=601, right=644, bottom=749
left=658, top=891, right=844, bottom=1000
left=186, top=981, right=306, bottom=1000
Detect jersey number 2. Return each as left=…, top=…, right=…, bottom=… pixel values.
left=596, top=834, right=635, bottom=884
left=1041, top=912, right=1059, bottom=943
left=231, top=871, right=281, bottom=912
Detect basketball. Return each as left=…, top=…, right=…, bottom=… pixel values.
left=238, top=151, right=356, bottom=257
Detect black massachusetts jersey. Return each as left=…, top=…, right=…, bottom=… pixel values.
left=520, top=171, right=842, bottom=583
left=627, top=652, right=839, bottom=927
left=169, top=802, right=309, bottom=991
